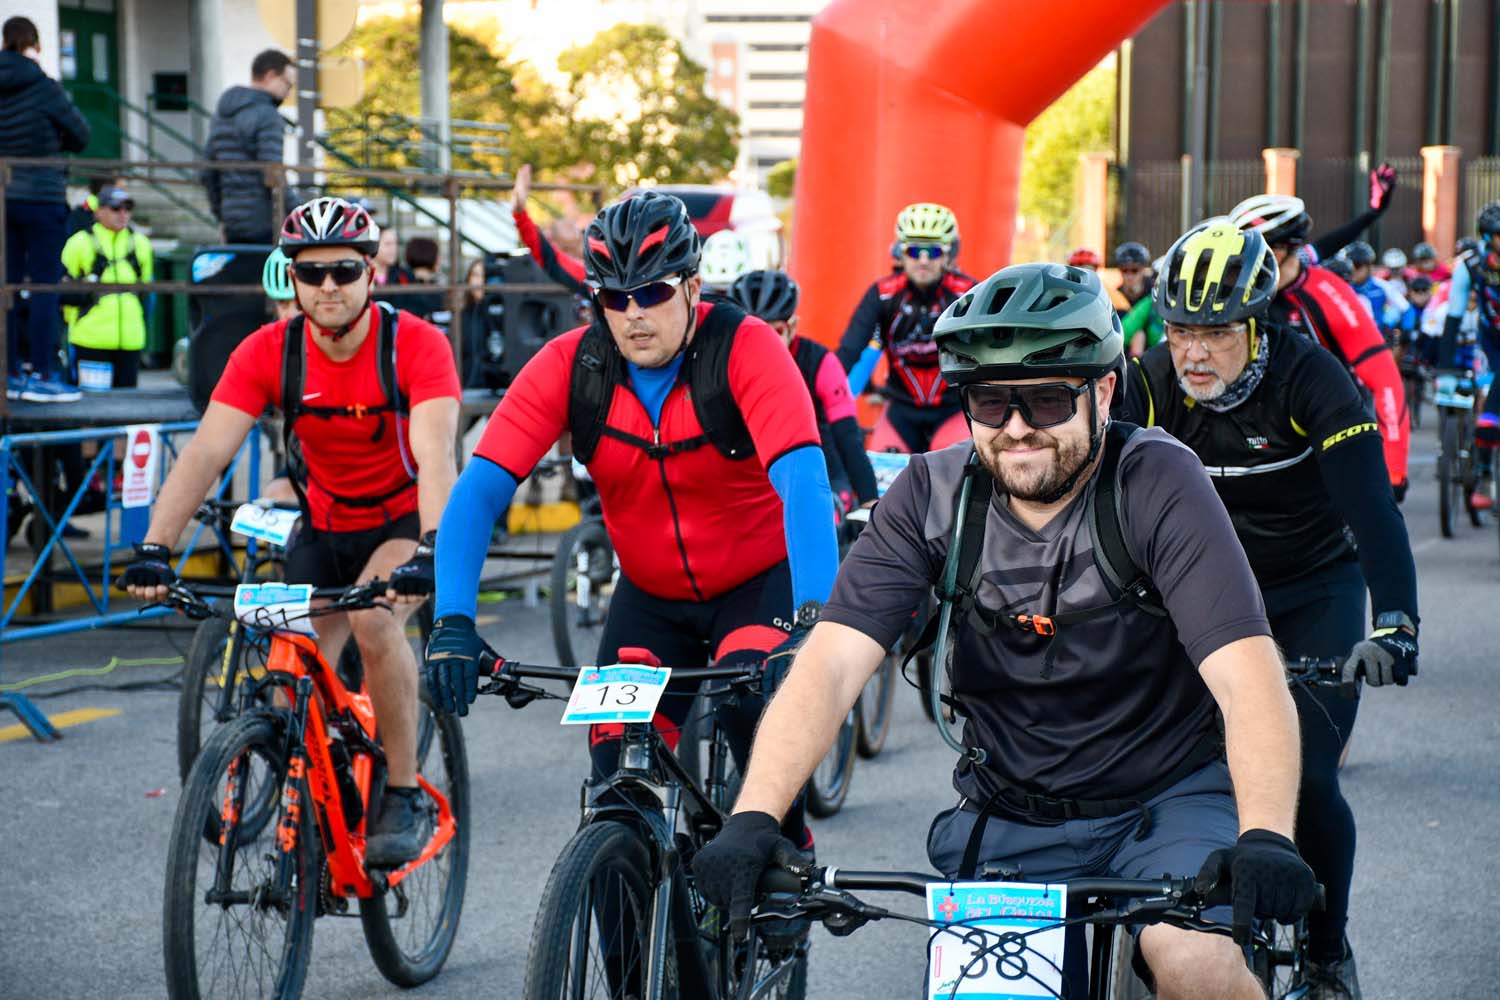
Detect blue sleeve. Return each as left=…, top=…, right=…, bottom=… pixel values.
left=1448, top=263, right=1471, bottom=317
left=847, top=343, right=882, bottom=396
left=434, top=456, right=517, bottom=620
left=767, top=444, right=839, bottom=608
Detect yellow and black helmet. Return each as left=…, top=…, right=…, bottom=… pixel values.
left=1154, top=220, right=1279, bottom=327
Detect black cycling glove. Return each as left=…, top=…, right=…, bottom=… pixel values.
left=692, top=811, right=806, bottom=942
left=119, top=542, right=175, bottom=592
left=1391, top=478, right=1407, bottom=504
left=1344, top=615, right=1418, bottom=687
left=389, top=531, right=436, bottom=598
left=424, top=614, right=489, bottom=715
left=762, top=601, right=821, bottom=696
left=1196, top=829, right=1319, bottom=945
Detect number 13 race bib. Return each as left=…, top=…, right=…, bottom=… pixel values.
left=559, top=664, right=672, bottom=726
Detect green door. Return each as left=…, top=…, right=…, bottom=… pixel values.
left=58, top=4, right=122, bottom=160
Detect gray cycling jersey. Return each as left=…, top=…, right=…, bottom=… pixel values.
left=822, top=427, right=1270, bottom=807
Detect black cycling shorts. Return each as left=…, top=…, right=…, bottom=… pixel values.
left=283, top=510, right=421, bottom=589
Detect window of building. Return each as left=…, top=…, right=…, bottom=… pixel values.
left=748, top=72, right=806, bottom=81
left=749, top=43, right=807, bottom=52
left=748, top=100, right=804, bottom=110
left=705, top=14, right=812, bottom=23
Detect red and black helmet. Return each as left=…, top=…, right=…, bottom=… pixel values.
left=583, top=190, right=701, bottom=291
left=279, top=196, right=380, bottom=257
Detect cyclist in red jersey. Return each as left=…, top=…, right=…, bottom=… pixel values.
left=1231, top=195, right=1410, bottom=500
left=727, top=268, right=879, bottom=511
left=509, top=163, right=589, bottom=296
left=120, top=197, right=462, bottom=868
left=426, top=192, right=839, bottom=853
left=837, top=202, right=976, bottom=453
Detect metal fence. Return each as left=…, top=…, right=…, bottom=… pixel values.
left=1462, top=157, right=1500, bottom=240
left=1204, top=159, right=1265, bottom=220
left=1115, top=160, right=1185, bottom=262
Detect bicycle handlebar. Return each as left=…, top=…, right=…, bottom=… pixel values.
left=1284, top=656, right=1359, bottom=699
left=151, top=579, right=393, bottom=622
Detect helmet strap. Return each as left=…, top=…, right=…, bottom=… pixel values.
left=305, top=301, right=373, bottom=343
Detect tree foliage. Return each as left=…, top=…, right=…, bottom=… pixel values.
left=1019, top=64, right=1116, bottom=236
left=766, top=158, right=797, bottom=199
left=554, top=23, right=739, bottom=192
left=330, top=18, right=738, bottom=194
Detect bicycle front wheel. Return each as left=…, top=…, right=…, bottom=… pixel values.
left=177, top=618, right=273, bottom=784
left=550, top=518, right=616, bottom=668
left=164, top=712, right=317, bottom=1000
left=804, top=709, right=856, bottom=817
left=523, top=820, right=667, bottom=1000
left=855, top=653, right=897, bottom=758
left=359, top=686, right=471, bottom=987
left=1439, top=412, right=1457, bottom=537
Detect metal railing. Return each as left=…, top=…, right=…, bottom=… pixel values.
left=321, top=110, right=512, bottom=177
left=1462, top=157, right=1500, bottom=239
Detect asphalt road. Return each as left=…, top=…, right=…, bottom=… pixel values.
left=1, top=419, right=1496, bottom=999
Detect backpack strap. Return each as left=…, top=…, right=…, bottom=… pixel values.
left=1089, top=420, right=1161, bottom=611
left=791, top=337, right=830, bottom=425
left=683, top=302, right=755, bottom=460
left=568, top=320, right=626, bottom=465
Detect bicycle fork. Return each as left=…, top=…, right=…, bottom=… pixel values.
left=273, top=678, right=314, bottom=899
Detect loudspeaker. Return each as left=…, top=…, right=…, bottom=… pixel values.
left=492, top=253, right=580, bottom=381
left=187, top=245, right=272, bottom=412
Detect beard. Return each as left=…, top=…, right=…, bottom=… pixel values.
left=1177, top=363, right=1228, bottom=401
left=977, top=426, right=1093, bottom=502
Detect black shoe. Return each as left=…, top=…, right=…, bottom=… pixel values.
left=1291, top=941, right=1361, bottom=1000
left=365, top=786, right=431, bottom=870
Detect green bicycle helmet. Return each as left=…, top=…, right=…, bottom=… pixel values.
left=261, top=247, right=295, bottom=301
left=935, top=263, right=1124, bottom=386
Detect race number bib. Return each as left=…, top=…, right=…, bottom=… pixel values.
left=868, top=451, right=912, bottom=497
left=234, top=582, right=317, bottom=637
left=559, top=664, right=672, bottom=726
left=230, top=503, right=301, bottom=547
left=926, top=881, right=1067, bottom=1000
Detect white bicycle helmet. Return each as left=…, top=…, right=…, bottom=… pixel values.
left=1228, top=194, right=1311, bottom=246
left=699, top=230, right=752, bottom=288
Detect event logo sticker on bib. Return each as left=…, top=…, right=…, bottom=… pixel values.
left=560, top=665, right=672, bottom=725
left=926, top=881, right=1067, bottom=999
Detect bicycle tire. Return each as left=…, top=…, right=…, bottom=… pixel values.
left=522, top=820, right=670, bottom=1000
left=855, top=653, right=897, bottom=758
left=1439, top=412, right=1457, bottom=537
left=164, top=712, right=317, bottom=1000
left=359, top=686, right=471, bottom=987
left=804, top=709, right=856, bottom=817
left=676, top=686, right=742, bottom=809
left=1250, top=918, right=1307, bottom=998
left=176, top=616, right=233, bottom=785
left=727, top=940, right=808, bottom=1000
left=549, top=518, right=615, bottom=668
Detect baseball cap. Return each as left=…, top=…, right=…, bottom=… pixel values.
left=98, top=186, right=134, bottom=210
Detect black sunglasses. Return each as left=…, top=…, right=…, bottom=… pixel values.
left=960, top=382, right=1090, bottom=430
left=291, top=260, right=368, bottom=287
left=593, top=276, right=684, bottom=312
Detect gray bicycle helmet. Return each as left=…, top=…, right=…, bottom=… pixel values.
left=583, top=190, right=702, bottom=291
left=1478, top=202, right=1500, bottom=238
left=935, top=263, right=1123, bottom=386
left=1155, top=220, right=1279, bottom=326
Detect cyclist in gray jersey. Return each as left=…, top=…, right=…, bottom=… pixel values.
left=695, top=263, right=1318, bottom=998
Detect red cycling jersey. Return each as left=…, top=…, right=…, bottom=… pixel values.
left=474, top=303, right=821, bottom=601
left=212, top=310, right=461, bottom=531
left=513, top=206, right=588, bottom=294
left=1268, top=263, right=1409, bottom=487
left=835, top=270, right=977, bottom=408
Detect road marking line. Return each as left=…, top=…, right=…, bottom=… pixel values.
left=0, top=707, right=121, bottom=744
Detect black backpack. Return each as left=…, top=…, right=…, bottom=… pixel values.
left=568, top=302, right=755, bottom=464
left=278, top=302, right=415, bottom=511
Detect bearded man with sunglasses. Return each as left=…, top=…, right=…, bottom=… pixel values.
left=837, top=202, right=976, bottom=453
left=1114, top=221, right=1419, bottom=1000
left=426, top=192, right=838, bottom=858
left=696, top=262, right=1319, bottom=998
left=121, top=196, right=462, bottom=869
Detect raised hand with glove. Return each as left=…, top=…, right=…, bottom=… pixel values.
left=692, top=811, right=811, bottom=942
left=1343, top=611, right=1418, bottom=687
left=1196, top=828, right=1321, bottom=944
left=424, top=614, right=492, bottom=715
left=119, top=542, right=177, bottom=599
left=387, top=530, right=437, bottom=603
left=1368, top=162, right=1397, bottom=213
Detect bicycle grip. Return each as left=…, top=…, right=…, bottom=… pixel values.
left=758, top=867, right=805, bottom=896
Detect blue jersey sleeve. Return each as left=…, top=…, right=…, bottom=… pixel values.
left=1448, top=261, right=1471, bottom=317
left=767, top=444, right=839, bottom=608
left=434, top=456, right=517, bottom=620
left=847, top=343, right=882, bottom=396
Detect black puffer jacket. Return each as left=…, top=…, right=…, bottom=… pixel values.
left=0, top=51, right=90, bottom=203
left=201, top=85, right=286, bottom=239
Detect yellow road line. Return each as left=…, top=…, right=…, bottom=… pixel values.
left=0, top=707, right=122, bottom=744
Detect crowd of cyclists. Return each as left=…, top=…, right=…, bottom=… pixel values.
left=111, top=149, right=1500, bottom=997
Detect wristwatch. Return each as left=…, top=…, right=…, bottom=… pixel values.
left=793, top=600, right=823, bottom=630
left=1374, top=610, right=1417, bottom=635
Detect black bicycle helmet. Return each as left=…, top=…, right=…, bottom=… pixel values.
left=1477, top=202, right=1500, bottom=238
left=1457, top=236, right=1483, bottom=258
left=727, top=269, right=800, bottom=323
left=1342, top=241, right=1376, bottom=267
left=279, top=196, right=380, bottom=257
left=1155, top=220, right=1279, bottom=326
left=1412, top=241, right=1438, bottom=261
left=583, top=190, right=702, bottom=291
left=1114, top=241, right=1151, bottom=267
left=1322, top=257, right=1354, bottom=282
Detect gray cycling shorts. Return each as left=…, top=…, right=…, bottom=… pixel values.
left=926, top=761, right=1237, bottom=929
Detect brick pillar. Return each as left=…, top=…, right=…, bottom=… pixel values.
left=1421, top=146, right=1461, bottom=254
left=1261, top=148, right=1300, bottom=196
left=1075, top=152, right=1112, bottom=258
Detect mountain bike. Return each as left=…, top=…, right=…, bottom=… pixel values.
left=473, top=650, right=808, bottom=1000
left=753, top=860, right=1322, bottom=1000
left=1433, top=371, right=1483, bottom=536
left=844, top=508, right=897, bottom=759
left=159, top=579, right=468, bottom=999
left=548, top=460, right=618, bottom=668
